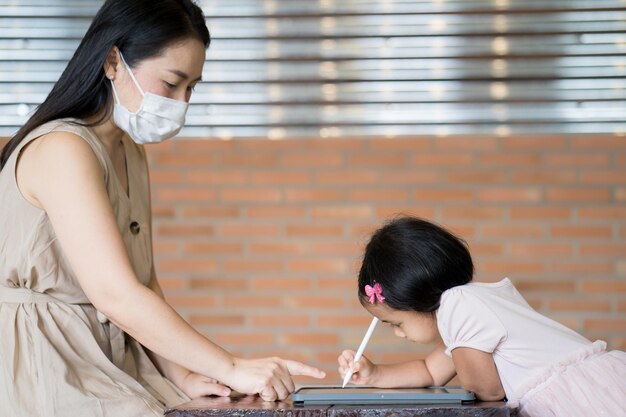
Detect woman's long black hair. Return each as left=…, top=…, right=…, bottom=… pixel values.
left=0, top=0, right=210, bottom=171
left=358, top=217, right=474, bottom=313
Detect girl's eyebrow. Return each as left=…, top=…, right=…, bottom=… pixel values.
left=167, top=69, right=202, bottom=82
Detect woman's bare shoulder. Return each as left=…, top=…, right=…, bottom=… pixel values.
left=17, top=130, right=104, bottom=208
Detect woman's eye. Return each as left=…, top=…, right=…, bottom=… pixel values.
left=164, top=81, right=177, bottom=89
left=187, top=85, right=197, bottom=92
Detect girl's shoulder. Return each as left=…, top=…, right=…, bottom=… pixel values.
left=467, top=277, right=514, bottom=290
left=439, top=277, right=523, bottom=316
left=440, top=282, right=485, bottom=309
left=436, top=280, right=509, bottom=356
left=442, top=277, right=516, bottom=299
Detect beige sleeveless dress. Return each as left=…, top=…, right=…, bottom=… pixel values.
left=0, top=119, right=188, bottom=416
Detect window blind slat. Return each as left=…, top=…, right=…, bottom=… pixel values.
left=0, top=0, right=624, bottom=137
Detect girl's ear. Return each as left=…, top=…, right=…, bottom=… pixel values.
left=103, top=47, right=121, bottom=80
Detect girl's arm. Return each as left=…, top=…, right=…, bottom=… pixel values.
left=339, top=342, right=456, bottom=388
left=451, top=347, right=505, bottom=401
left=18, top=132, right=323, bottom=400
left=373, top=342, right=456, bottom=387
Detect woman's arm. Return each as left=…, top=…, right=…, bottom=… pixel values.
left=143, top=266, right=193, bottom=388
left=144, top=267, right=231, bottom=397
left=19, top=132, right=235, bottom=380
left=451, top=347, right=505, bottom=401
left=140, top=151, right=200, bottom=391
left=17, top=132, right=323, bottom=400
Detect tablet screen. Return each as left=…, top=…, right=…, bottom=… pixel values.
left=296, top=387, right=457, bottom=395
left=292, top=386, right=475, bottom=405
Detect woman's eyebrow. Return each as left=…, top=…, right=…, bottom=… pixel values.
left=167, top=69, right=202, bottom=82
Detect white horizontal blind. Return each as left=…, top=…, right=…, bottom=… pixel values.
left=1, top=0, right=625, bottom=138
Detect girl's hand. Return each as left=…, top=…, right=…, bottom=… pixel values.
left=338, top=349, right=378, bottom=385
left=227, top=357, right=326, bottom=402
left=180, top=372, right=231, bottom=399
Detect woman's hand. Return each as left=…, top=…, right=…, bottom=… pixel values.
left=180, top=372, right=231, bottom=399
left=227, top=357, right=326, bottom=401
left=338, top=349, right=378, bottom=385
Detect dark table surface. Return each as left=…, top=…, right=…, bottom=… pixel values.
left=165, top=394, right=518, bottom=417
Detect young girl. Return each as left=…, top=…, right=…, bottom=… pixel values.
left=338, top=217, right=625, bottom=417
left=0, top=1, right=323, bottom=415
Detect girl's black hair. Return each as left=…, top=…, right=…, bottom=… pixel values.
left=0, top=0, right=210, bottom=171
left=358, top=217, right=474, bottom=313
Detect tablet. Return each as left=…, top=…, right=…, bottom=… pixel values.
left=291, top=386, right=476, bottom=405
left=292, top=386, right=475, bottom=405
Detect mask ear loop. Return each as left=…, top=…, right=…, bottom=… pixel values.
left=110, top=79, right=122, bottom=105
left=118, top=51, right=145, bottom=96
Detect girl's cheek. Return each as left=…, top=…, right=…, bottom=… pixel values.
left=393, top=327, right=406, bottom=338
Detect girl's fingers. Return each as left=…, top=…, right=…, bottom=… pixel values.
left=338, top=365, right=354, bottom=376
left=338, top=350, right=356, bottom=370
left=338, top=355, right=350, bottom=370
left=342, top=350, right=356, bottom=361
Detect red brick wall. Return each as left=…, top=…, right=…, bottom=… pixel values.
left=3, top=135, right=625, bottom=374
left=145, top=135, right=625, bottom=373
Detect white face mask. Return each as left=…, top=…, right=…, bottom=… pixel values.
left=110, top=53, right=189, bottom=144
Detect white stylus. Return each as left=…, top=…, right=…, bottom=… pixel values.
left=342, top=317, right=379, bottom=388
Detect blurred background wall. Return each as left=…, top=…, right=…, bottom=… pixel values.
left=1, top=0, right=625, bottom=375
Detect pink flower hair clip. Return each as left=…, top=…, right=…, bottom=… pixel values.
left=364, top=282, right=385, bottom=304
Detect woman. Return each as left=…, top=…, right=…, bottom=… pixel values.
left=0, top=1, right=324, bottom=416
